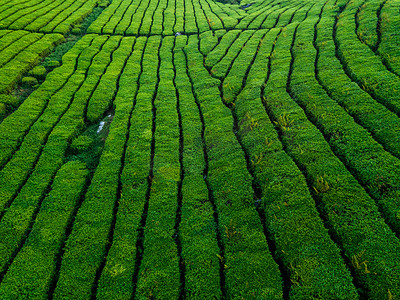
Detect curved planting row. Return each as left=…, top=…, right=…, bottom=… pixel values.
left=0, top=34, right=96, bottom=175
left=87, top=0, right=315, bottom=36
left=87, top=0, right=240, bottom=35
left=0, top=161, right=89, bottom=298
left=199, top=0, right=400, bottom=297
left=0, top=34, right=133, bottom=298
left=316, top=0, right=400, bottom=159
left=94, top=35, right=148, bottom=300
left=174, top=35, right=222, bottom=298
left=286, top=0, right=400, bottom=298
left=355, top=0, right=383, bottom=49
left=0, top=30, right=64, bottom=96
left=205, top=2, right=315, bottom=73
left=335, top=0, right=400, bottom=117
left=377, top=0, right=400, bottom=75
left=236, top=0, right=307, bottom=30
left=201, top=3, right=360, bottom=298
left=52, top=35, right=140, bottom=299
left=134, top=35, right=181, bottom=299
left=0, top=0, right=98, bottom=34
left=0, top=0, right=400, bottom=298
left=184, top=35, right=283, bottom=299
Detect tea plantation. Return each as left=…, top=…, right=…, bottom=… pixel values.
left=0, top=0, right=399, bottom=298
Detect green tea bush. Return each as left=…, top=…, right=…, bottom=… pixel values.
left=28, top=65, right=47, bottom=80
left=71, top=135, right=94, bottom=152
left=21, top=76, right=38, bottom=86
left=185, top=34, right=283, bottom=299
left=0, top=161, right=88, bottom=299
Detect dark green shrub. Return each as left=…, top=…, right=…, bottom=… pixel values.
left=21, top=76, right=38, bottom=86
left=71, top=135, right=94, bottom=152
left=28, top=65, right=47, bottom=80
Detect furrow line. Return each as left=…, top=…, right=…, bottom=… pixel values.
left=0, top=35, right=115, bottom=284
left=90, top=37, right=137, bottom=299
left=185, top=34, right=283, bottom=299
left=115, top=0, right=141, bottom=35
left=130, top=36, right=162, bottom=298
left=172, top=36, right=185, bottom=300
left=47, top=166, right=93, bottom=299
left=183, top=37, right=226, bottom=299
left=43, top=0, right=90, bottom=34
left=315, top=0, right=400, bottom=159
left=112, top=0, right=136, bottom=35
left=0, top=35, right=93, bottom=172
left=139, top=0, right=161, bottom=35
left=210, top=30, right=254, bottom=79
left=0, top=35, right=102, bottom=221
left=0, top=162, right=89, bottom=299
left=0, top=0, right=33, bottom=12
left=0, top=32, right=42, bottom=69
left=235, top=0, right=280, bottom=30
left=102, top=0, right=126, bottom=34
left=0, top=30, right=31, bottom=66
left=333, top=0, right=400, bottom=116
left=290, top=1, right=365, bottom=294
left=204, top=29, right=241, bottom=69
left=354, top=0, right=399, bottom=77
left=283, top=1, right=400, bottom=297
left=192, top=0, right=210, bottom=33
left=131, top=0, right=152, bottom=36
left=200, top=0, right=223, bottom=30
left=0, top=30, right=29, bottom=52
left=354, top=0, right=368, bottom=43
left=23, top=0, right=80, bottom=32
left=0, top=0, right=53, bottom=27
left=51, top=35, right=137, bottom=299
left=374, top=0, right=387, bottom=51
left=8, top=0, right=70, bottom=30
left=94, top=36, right=148, bottom=300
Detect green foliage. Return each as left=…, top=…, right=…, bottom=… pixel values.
left=205, top=29, right=240, bottom=68
left=175, top=35, right=221, bottom=298
left=0, top=102, right=5, bottom=120
left=280, top=1, right=400, bottom=297
left=0, top=65, right=88, bottom=279
left=1, top=0, right=400, bottom=298
left=86, top=36, right=132, bottom=123
left=21, top=76, right=38, bottom=86
left=95, top=36, right=147, bottom=300
left=316, top=4, right=400, bottom=159
left=71, top=135, right=94, bottom=152
left=0, top=161, right=88, bottom=299
left=378, top=0, right=400, bottom=75
left=222, top=29, right=267, bottom=104
left=233, top=23, right=358, bottom=299
left=28, top=65, right=47, bottom=80
left=0, top=94, right=19, bottom=107
left=0, top=0, right=98, bottom=34
left=45, top=60, right=61, bottom=68
left=336, top=0, right=400, bottom=116
left=135, top=35, right=181, bottom=300
left=355, top=0, right=381, bottom=49
left=87, top=0, right=242, bottom=35
left=55, top=36, right=149, bottom=299
left=0, top=36, right=111, bottom=285
left=0, top=31, right=64, bottom=94
left=0, top=39, right=94, bottom=214
left=200, top=31, right=218, bottom=56
left=211, top=30, right=254, bottom=78
left=185, top=34, right=283, bottom=299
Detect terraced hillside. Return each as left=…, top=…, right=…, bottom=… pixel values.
left=0, top=0, right=400, bottom=298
